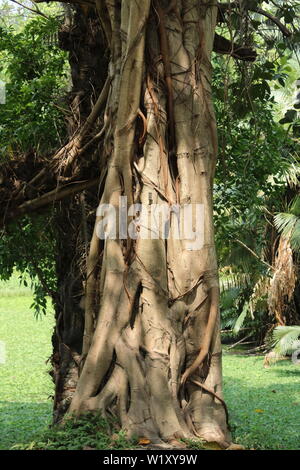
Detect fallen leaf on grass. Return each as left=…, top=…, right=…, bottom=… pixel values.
left=138, top=438, right=151, bottom=445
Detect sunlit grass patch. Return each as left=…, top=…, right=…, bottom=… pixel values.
left=223, top=352, right=300, bottom=450
left=0, top=294, right=54, bottom=450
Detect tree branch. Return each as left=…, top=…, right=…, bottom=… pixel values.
left=235, top=239, right=274, bottom=270
left=3, top=178, right=99, bottom=225
left=9, top=0, right=50, bottom=19
left=218, top=2, right=292, bottom=37
left=34, top=0, right=95, bottom=5
left=255, top=6, right=292, bottom=38
left=213, top=33, right=257, bottom=61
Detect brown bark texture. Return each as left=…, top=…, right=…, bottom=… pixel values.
left=52, top=0, right=232, bottom=448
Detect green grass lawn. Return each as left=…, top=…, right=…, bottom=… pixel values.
left=0, top=283, right=54, bottom=450
left=223, top=352, right=300, bottom=450
left=0, top=278, right=299, bottom=449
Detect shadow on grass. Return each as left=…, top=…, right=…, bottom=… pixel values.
left=271, top=365, right=300, bottom=377
left=224, top=374, right=300, bottom=450
left=0, top=401, right=52, bottom=450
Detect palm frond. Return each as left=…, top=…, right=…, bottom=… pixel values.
left=248, top=275, right=269, bottom=317
left=274, top=212, right=298, bottom=237
left=233, top=302, right=249, bottom=335
left=220, top=287, right=241, bottom=309
left=272, top=326, right=300, bottom=355
left=290, top=195, right=300, bottom=217
left=274, top=213, right=300, bottom=252
left=220, top=272, right=251, bottom=292
left=221, top=315, right=236, bottom=329
left=290, top=218, right=300, bottom=251
left=281, top=161, right=300, bottom=188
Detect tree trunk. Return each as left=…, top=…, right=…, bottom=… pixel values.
left=50, top=6, right=107, bottom=423
left=54, top=0, right=231, bottom=448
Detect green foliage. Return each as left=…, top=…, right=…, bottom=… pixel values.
left=12, top=413, right=136, bottom=451
left=0, top=13, right=63, bottom=315
left=213, top=55, right=297, bottom=258
left=213, top=11, right=300, bottom=339
left=0, top=1, right=62, bottom=29
left=0, top=15, right=68, bottom=160
left=274, top=196, right=300, bottom=251
left=233, top=302, right=250, bottom=335
left=272, top=326, right=300, bottom=355
left=274, top=213, right=300, bottom=251
left=220, top=274, right=269, bottom=341
left=0, top=215, right=57, bottom=316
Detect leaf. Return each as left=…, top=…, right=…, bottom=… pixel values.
left=255, top=409, right=264, bottom=413
left=274, top=212, right=300, bottom=251
left=220, top=287, right=241, bottom=310
left=290, top=196, right=300, bottom=217
left=274, top=212, right=297, bottom=238
left=233, top=302, right=249, bottom=335
left=272, top=326, right=300, bottom=355
left=138, top=438, right=151, bottom=445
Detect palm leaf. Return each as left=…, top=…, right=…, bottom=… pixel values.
left=290, top=218, right=300, bottom=251
left=281, top=160, right=300, bottom=187
left=274, top=212, right=298, bottom=237
left=274, top=212, right=300, bottom=251
left=272, top=326, right=300, bottom=355
left=220, top=287, right=241, bottom=309
left=290, top=195, right=300, bottom=217
left=233, top=302, right=249, bottom=335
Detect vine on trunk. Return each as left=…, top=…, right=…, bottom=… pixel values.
left=61, top=0, right=231, bottom=448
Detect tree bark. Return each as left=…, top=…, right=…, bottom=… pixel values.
left=49, top=5, right=107, bottom=423
left=59, top=0, right=231, bottom=447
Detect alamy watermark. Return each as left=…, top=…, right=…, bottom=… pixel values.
left=95, top=196, right=205, bottom=251
left=0, top=80, right=6, bottom=104
left=0, top=341, right=6, bottom=364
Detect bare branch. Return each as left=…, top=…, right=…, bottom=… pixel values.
left=3, top=178, right=100, bottom=226
left=8, top=0, right=50, bottom=19
left=35, top=0, right=95, bottom=5
left=235, top=239, right=274, bottom=271
left=213, top=33, right=257, bottom=61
